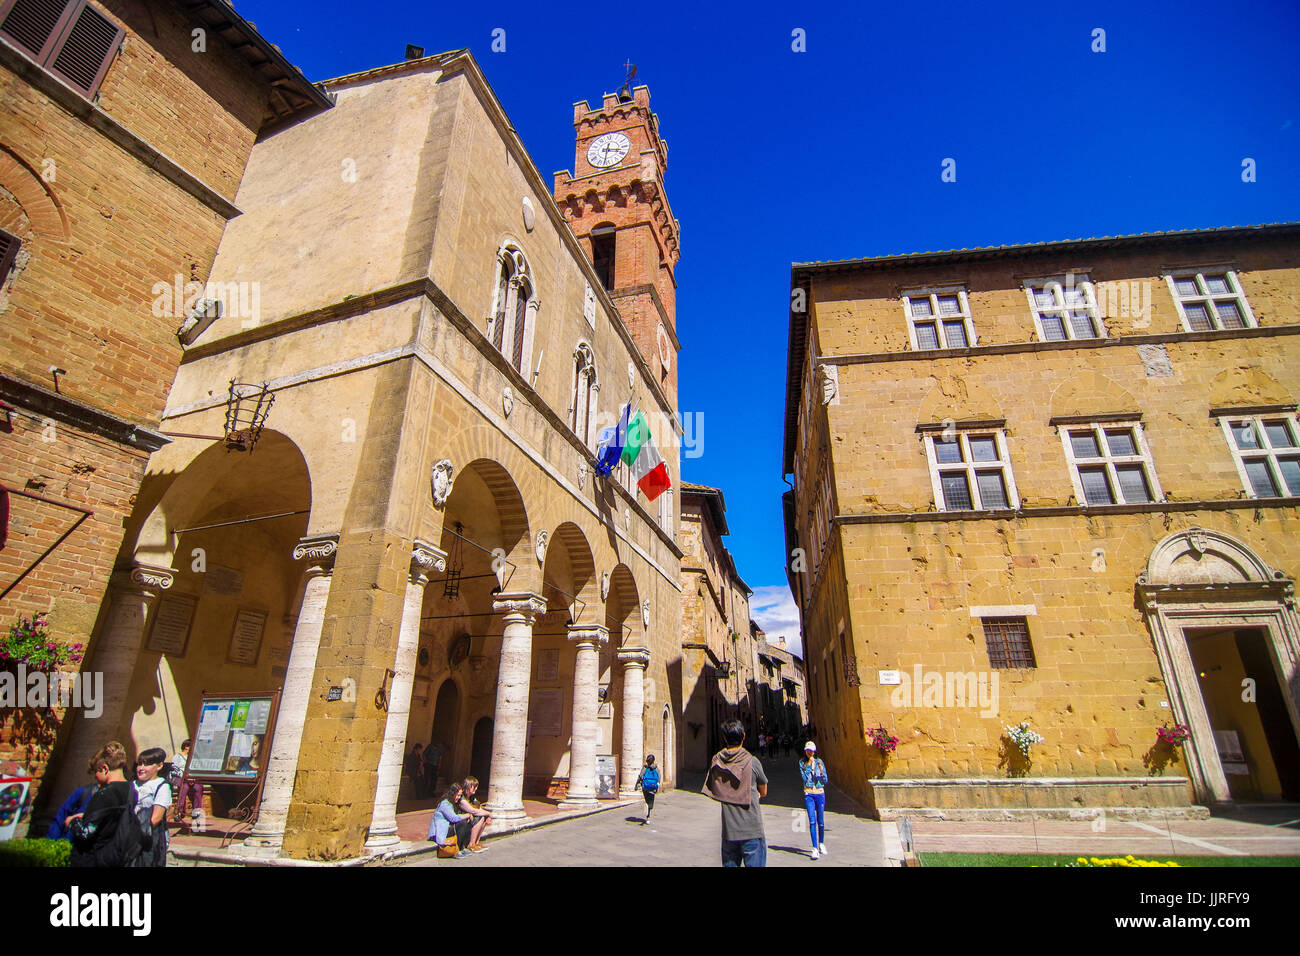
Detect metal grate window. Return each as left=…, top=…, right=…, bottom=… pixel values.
left=982, top=617, right=1036, bottom=668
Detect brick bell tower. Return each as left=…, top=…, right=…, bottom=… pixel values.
left=554, top=82, right=682, bottom=407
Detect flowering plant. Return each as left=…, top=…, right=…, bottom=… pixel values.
left=1067, top=855, right=1180, bottom=868
left=0, top=613, right=84, bottom=672
left=1003, top=722, right=1044, bottom=758
left=868, top=726, right=898, bottom=755
left=1156, top=723, right=1191, bottom=746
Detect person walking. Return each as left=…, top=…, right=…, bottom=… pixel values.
left=800, top=741, right=829, bottom=860
left=704, top=719, right=767, bottom=867
left=405, top=743, right=425, bottom=799
left=423, top=738, right=444, bottom=795
left=634, top=754, right=660, bottom=825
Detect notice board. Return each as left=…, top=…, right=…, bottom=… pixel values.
left=187, top=692, right=280, bottom=783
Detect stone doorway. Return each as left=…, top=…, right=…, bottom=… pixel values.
left=470, top=716, right=493, bottom=792
left=1186, top=627, right=1300, bottom=801
left=1138, top=528, right=1300, bottom=808
left=430, top=678, right=461, bottom=789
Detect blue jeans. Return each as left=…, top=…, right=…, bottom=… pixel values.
left=721, top=837, right=767, bottom=867
left=804, top=792, right=826, bottom=849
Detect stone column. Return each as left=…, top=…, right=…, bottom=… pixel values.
left=617, top=647, right=651, bottom=799
left=52, top=563, right=173, bottom=802
left=245, top=534, right=338, bottom=850
left=366, top=540, right=445, bottom=848
left=484, top=591, right=546, bottom=824
left=558, top=623, right=609, bottom=810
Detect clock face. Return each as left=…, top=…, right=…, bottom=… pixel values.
left=587, top=132, right=631, bottom=169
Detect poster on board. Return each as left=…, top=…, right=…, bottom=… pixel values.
left=188, top=693, right=276, bottom=781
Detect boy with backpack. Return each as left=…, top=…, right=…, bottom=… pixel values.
left=634, top=754, right=660, bottom=825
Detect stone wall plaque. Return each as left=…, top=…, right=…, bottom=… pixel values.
left=227, top=609, right=267, bottom=666
left=536, top=648, right=560, bottom=684
left=528, top=687, right=563, bottom=736
left=204, top=564, right=244, bottom=598
left=147, top=593, right=197, bottom=656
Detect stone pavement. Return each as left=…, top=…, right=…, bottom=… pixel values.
left=909, top=804, right=1300, bottom=859
left=401, top=758, right=889, bottom=867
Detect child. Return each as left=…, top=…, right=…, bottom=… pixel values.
left=133, top=747, right=173, bottom=867
left=170, top=739, right=203, bottom=826
left=634, top=754, right=660, bottom=825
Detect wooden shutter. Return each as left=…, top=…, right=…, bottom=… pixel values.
left=0, top=0, right=77, bottom=62
left=0, top=229, right=19, bottom=287
left=47, top=0, right=122, bottom=96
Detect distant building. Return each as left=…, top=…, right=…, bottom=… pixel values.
left=750, top=622, right=808, bottom=742
left=679, top=482, right=751, bottom=768
left=784, top=223, right=1300, bottom=818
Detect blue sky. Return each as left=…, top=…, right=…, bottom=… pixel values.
left=238, top=0, right=1300, bottom=653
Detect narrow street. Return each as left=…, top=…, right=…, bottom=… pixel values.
left=403, top=761, right=888, bottom=867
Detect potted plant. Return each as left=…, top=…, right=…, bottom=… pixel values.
left=1000, top=721, right=1044, bottom=777
left=1, top=613, right=84, bottom=673
left=1156, top=723, right=1191, bottom=747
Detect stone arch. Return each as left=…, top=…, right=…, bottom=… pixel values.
left=606, top=563, right=641, bottom=645
left=1049, top=370, right=1137, bottom=419
left=1142, top=527, right=1282, bottom=587
left=917, top=375, right=1004, bottom=424
left=544, top=521, right=599, bottom=615
left=0, top=144, right=71, bottom=242
left=1207, top=366, right=1293, bottom=410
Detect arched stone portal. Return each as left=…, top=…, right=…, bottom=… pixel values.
left=1138, top=528, right=1300, bottom=806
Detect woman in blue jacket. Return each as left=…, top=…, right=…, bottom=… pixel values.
left=800, top=742, right=829, bottom=860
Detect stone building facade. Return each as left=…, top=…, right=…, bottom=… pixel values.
left=784, top=223, right=1300, bottom=818
left=751, top=627, right=808, bottom=742
left=42, top=49, right=685, bottom=861
left=0, top=0, right=327, bottom=821
left=679, top=482, right=752, bottom=769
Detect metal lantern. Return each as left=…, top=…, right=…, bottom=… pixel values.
left=223, top=380, right=274, bottom=453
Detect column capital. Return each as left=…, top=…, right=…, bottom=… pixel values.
left=566, top=623, right=609, bottom=647
left=493, top=591, right=546, bottom=625
left=410, top=539, right=447, bottom=587
left=292, top=533, right=339, bottom=575
left=617, top=646, right=651, bottom=669
left=112, top=562, right=174, bottom=595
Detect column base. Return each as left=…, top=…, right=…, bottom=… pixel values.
left=364, top=828, right=400, bottom=849
left=557, top=796, right=599, bottom=811
left=617, top=790, right=642, bottom=801
left=484, top=803, right=527, bottom=821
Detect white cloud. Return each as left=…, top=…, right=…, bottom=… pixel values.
left=749, top=584, right=802, bottom=658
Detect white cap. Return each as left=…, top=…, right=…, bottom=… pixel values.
left=804, top=741, right=817, bottom=752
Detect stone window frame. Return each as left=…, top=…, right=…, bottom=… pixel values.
left=902, top=285, right=977, bottom=351
left=569, top=341, right=599, bottom=448
left=1215, top=411, right=1300, bottom=499
left=1164, top=268, right=1256, bottom=332
left=487, top=241, right=538, bottom=375
left=1022, top=272, right=1106, bottom=342
left=1058, top=417, right=1164, bottom=506
left=923, top=428, right=1019, bottom=512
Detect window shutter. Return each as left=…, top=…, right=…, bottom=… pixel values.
left=0, top=0, right=76, bottom=62
left=0, top=229, right=19, bottom=286
left=511, top=289, right=527, bottom=371
left=47, top=1, right=121, bottom=96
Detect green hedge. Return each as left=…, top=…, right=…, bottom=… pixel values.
left=0, top=837, right=72, bottom=867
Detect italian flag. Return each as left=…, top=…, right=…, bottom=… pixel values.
left=621, top=410, right=671, bottom=501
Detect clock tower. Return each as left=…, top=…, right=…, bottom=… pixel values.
left=554, top=85, right=682, bottom=406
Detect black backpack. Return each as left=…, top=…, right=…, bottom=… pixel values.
left=112, top=788, right=153, bottom=867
